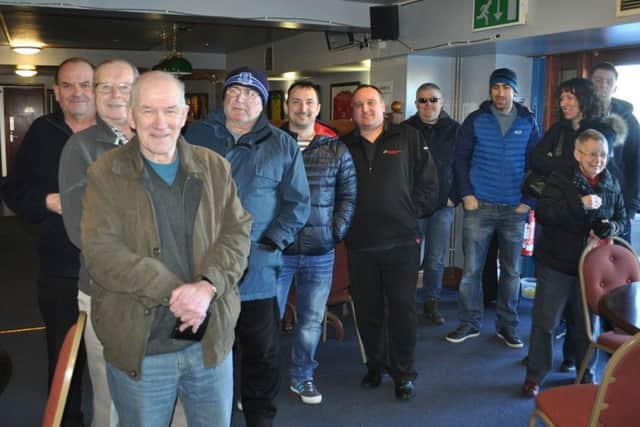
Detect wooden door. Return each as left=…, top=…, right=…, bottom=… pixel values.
left=2, top=86, right=45, bottom=176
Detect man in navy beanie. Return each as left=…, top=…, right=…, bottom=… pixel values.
left=186, top=66, right=310, bottom=427
left=448, top=67, right=540, bottom=348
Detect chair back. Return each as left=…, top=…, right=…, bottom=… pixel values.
left=42, top=311, right=87, bottom=427
left=327, top=242, right=350, bottom=305
left=578, top=238, right=640, bottom=337
left=589, top=332, right=640, bottom=426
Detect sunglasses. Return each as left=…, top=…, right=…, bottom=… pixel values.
left=417, top=97, right=440, bottom=104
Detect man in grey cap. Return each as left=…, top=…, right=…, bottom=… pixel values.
left=447, top=68, right=540, bottom=348
left=186, top=66, right=310, bottom=427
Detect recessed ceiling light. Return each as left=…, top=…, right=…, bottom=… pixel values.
left=12, top=45, right=42, bottom=55
left=15, top=65, right=37, bottom=77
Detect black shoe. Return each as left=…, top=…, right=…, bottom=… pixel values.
left=496, top=328, right=524, bottom=349
left=559, top=359, right=576, bottom=372
left=424, top=298, right=445, bottom=325
left=394, top=380, right=415, bottom=401
left=580, top=372, right=596, bottom=385
left=445, top=324, right=480, bottom=343
left=360, top=369, right=382, bottom=389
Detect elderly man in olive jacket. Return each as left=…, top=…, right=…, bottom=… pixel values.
left=81, top=71, right=252, bottom=427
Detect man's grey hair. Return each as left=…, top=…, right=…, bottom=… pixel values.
left=575, top=128, right=607, bottom=150
left=95, top=59, right=140, bottom=80
left=129, top=71, right=186, bottom=108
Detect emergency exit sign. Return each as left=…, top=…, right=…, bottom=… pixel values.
left=473, top=0, right=527, bottom=31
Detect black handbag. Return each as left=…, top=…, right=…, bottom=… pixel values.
left=522, top=128, right=566, bottom=199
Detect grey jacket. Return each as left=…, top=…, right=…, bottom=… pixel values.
left=81, top=137, right=252, bottom=378
left=59, top=116, right=123, bottom=294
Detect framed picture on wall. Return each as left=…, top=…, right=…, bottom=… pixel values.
left=330, top=81, right=359, bottom=120
left=185, top=93, right=209, bottom=123
left=267, top=90, right=284, bottom=122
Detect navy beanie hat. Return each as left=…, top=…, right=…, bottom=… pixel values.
left=489, top=68, right=520, bottom=94
left=223, top=66, right=270, bottom=105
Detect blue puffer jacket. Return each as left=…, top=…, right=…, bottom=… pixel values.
left=185, top=110, right=310, bottom=301
left=281, top=121, right=357, bottom=255
left=455, top=100, right=540, bottom=206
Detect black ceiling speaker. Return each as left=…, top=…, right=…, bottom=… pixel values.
left=370, top=5, right=399, bottom=41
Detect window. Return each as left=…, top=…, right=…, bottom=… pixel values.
left=615, top=64, right=640, bottom=122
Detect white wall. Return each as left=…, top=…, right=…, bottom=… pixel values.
left=369, top=56, right=407, bottom=113
left=405, top=55, right=456, bottom=119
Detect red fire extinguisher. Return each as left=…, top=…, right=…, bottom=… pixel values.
left=522, top=210, right=536, bottom=256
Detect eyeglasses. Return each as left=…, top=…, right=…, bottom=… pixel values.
left=95, top=82, right=132, bottom=94
left=417, top=97, right=440, bottom=104
left=226, top=86, right=260, bottom=101
left=577, top=150, right=607, bottom=160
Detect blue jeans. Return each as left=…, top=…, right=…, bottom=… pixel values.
left=106, top=344, right=233, bottom=427
left=418, top=206, right=454, bottom=302
left=276, top=250, right=335, bottom=383
left=526, top=262, right=595, bottom=384
left=458, top=201, right=525, bottom=330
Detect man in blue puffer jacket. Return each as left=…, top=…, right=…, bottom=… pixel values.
left=185, top=67, right=310, bottom=427
left=275, top=80, right=356, bottom=405
left=447, top=68, right=540, bottom=348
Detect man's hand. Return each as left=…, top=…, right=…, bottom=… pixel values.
left=462, top=195, right=478, bottom=211
left=45, top=193, right=62, bottom=215
left=515, top=203, right=530, bottom=214
left=169, top=280, right=216, bottom=333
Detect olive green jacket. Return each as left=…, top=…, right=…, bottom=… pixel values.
left=81, top=136, right=252, bottom=379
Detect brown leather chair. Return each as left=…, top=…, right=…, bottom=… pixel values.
left=42, top=311, right=86, bottom=427
left=321, top=242, right=366, bottom=364
left=530, top=331, right=640, bottom=427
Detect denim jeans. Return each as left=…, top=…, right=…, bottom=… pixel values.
left=106, top=344, right=233, bottom=427
left=276, top=250, right=335, bottom=383
left=458, top=201, right=525, bottom=330
left=417, top=207, right=454, bottom=303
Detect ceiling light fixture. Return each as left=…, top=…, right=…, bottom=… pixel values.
left=15, top=65, right=37, bottom=77
left=153, top=24, right=192, bottom=76
left=12, top=45, right=42, bottom=55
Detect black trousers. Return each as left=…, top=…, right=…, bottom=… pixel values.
left=348, top=243, right=420, bottom=382
left=235, top=297, right=280, bottom=427
left=37, top=273, right=85, bottom=427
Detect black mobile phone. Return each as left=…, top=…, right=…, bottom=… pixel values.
left=170, top=311, right=211, bottom=341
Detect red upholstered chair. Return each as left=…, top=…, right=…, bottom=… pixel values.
left=529, top=331, right=640, bottom=427
left=42, top=311, right=87, bottom=427
left=575, top=237, right=637, bottom=383
left=322, top=242, right=367, bottom=364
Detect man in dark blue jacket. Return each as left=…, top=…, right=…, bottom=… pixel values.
left=447, top=68, right=540, bottom=348
left=3, top=57, right=96, bottom=426
left=275, top=80, right=356, bottom=405
left=185, top=67, right=310, bottom=427
left=404, top=82, right=461, bottom=325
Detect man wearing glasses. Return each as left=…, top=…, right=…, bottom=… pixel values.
left=404, top=83, right=461, bottom=326
left=3, top=57, right=96, bottom=426
left=186, top=67, right=310, bottom=427
left=448, top=68, right=540, bottom=348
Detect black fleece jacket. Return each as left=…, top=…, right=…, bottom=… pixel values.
left=3, top=112, right=80, bottom=277
left=342, top=122, right=439, bottom=251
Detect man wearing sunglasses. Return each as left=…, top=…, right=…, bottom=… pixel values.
left=448, top=68, right=540, bottom=348
left=404, top=83, right=461, bottom=326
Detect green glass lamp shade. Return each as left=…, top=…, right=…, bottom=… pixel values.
left=153, top=53, right=192, bottom=76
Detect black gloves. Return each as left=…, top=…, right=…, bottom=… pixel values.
left=591, top=219, right=615, bottom=238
